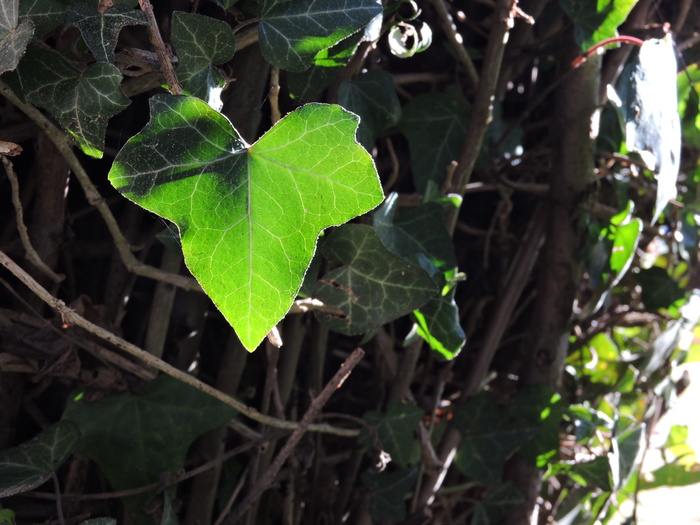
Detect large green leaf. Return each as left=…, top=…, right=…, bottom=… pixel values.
left=0, top=0, right=34, bottom=74
left=398, top=91, right=469, bottom=193
left=313, top=224, right=438, bottom=335
left=62, top=376, right=237, bottom=523
left=0, top=421, right=80, bottom=498
left=171, top=11, right=235, bottom=110
left=65, top=3, right=148, bottom=63
left=337, top=70, right=401, bottom=148
left=258, top=0, right=382, bottom=72
left=361, top=466, right=418, bottom=521
left=360, top=400, right=423, bottom=468
left=558, top=0, right=638, bottom=50
left=453, top=392, right=537, bottom=484
left=109, top=96, right=383, bottom=351
left=11, top=43, right=130, bottom=158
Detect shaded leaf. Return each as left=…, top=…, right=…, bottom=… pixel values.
left=313, top=224, right=438, bottom=335
left=258, top=0, right=382, bottom=72
left=619, top=37, right=680, bottom=223
left=412, top=292, right=465, bottom=360
left=635, top=266, right=685, bottom=310
left=19, top=0, right=66, bottom=36
left=361, top=466, right=418, bottom=521
left=171, top=11, right=235, bottom=110
left=360, top=400, right=423, bottom=468
left=398, top=90, right=469, bottom=193
left=558, top=0, right=638, bottom=50
left=0, top=421, right=80, bottom=498
left=11, top=43, right=130, bottom=158
left=471, top=483, right=524, bottom=525
left=337, top=70, right=401, bottom=148
left=613, top=423, right=645, bottom=488
left=62, top=376, right=236, bottom=524
left=79, top=520, right=117, bottom=525
left=0, top=0, right=34, bottom=74
left=515, top=386, right=566, bottom=468
left=65, top=3, right=148, bottom=63
left=453, top=392, right=537, bottom=484
left=109, top=96, right=383, bottom=351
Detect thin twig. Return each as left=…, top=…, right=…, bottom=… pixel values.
left=2, top=155, right=64, bottom=283
left=269, top=67, right=281, bottom=125
left=138, top=0, right=182, bottom=95
left=0, top=248, right=360, bottom=437
left=0, top=80, right=202, bottom=293
left=226, top=348, right=365, bottom=524
left=52, top=474, right=65, bottom=525
left=425, top=0, right=479, bottom=88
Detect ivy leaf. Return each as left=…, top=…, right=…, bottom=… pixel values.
left=19, top=0, right=66, bottom=37
left=412, top=292, right=465, bottom=360
left=361, top=466, right=418, bottom=521
left=62, top=376, right=237, bottom=523
left=635, top=267, right=685, bottom=310
left=11, top=43, right=130, bottom=158
left=65, top=3, right=148, bottom=63
left=0, top=0, right=34, bottom=74
left=258, top=0, right=382, bottom=72
left=558, top=0, right=637, bottom=50
left=109, top=95, right=383, bottom=351
left=360, top=400, right=423, bottom=468
left=338, top=70, right=401, bottom=148
left=471, top=483, right=524, bottom=525
left=453, top=392, right=537, bottom=484
left=0, top=421, right=80, bottom=498
left=620, top=37, right=680, bottom=223
left=171, top=11, right=235, bottom=110
left=398, top=91, right=469, bottom=193
left=313, top=224, right=438, bottom=335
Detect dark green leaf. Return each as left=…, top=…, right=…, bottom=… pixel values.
left=258, top=0, right=382, bottom=72
left=635, top=267, right=685, bottom=310
left=573, top=456, right=613, bottom=490
left=614, top=424, right=645, bottom=488
left=313, top=224, right=438, bottom=335
left=514, top=386, right=566, bottom=468
left=373, top=193, right=457, bottom=270
left=109, top=96, right=383, bottom=351
left=412, top=293, right=465, bottom=359
left=471, top=483, right=524, bottom=525
left=337, top=70, right=401, bottom=148
left=453, top=393, right=537, bottom=484
left=19, top=0, right=66, bottom=36
left=0, top=0, right=34, bottom=74
left=65, top=3, right=148, bottom=63
left=361, top=466, right=418, bottom=521
left=360, top=400, right=423, bottom=468
left=558, top=0, right=638, bottom=50
left=171, top=11, right=235, bottom=110
left=62, top=376, right=236, bottom=524
left=398, top=90, right=469, bottom=193
left=0, top=421, right=80, bottom=498
left=79, top=520, right=117, bottom=525
left=11, top=43, right=130, bottom=158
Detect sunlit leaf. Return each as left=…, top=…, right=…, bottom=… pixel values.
left=109, top=96, right=383, bottom=350
left=559, top=0, right=638, bottom=50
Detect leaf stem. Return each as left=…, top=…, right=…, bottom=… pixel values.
left=0, top=248, right=360, bottom=437
left=572, top=35, right=644, bottom=68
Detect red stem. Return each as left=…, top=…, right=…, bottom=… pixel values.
left=572, top=35, right=645, bottom=68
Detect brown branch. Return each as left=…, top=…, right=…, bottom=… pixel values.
left=225, top=348, right=365, bottom=524
left=1, top=155, right=64, bottom=284
left=0, top=248, right=360, bottom=437
left=269, top=67, right=281, bottom=125
left=138, top=0, right=182, bottom=95
left=0, top=79, right=202, bottom=293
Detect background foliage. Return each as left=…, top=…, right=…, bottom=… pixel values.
left=1, top=0, right=700, bottom=524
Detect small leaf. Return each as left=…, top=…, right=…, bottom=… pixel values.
left=614, top=423, right=645, bottom=488
left=171, top=11, right=235, bottom=110
left=361, top=466, right=418, bottom=521
left=471, top=483, right=524, bottom=525
left=635, top=266, right=685, bottom=310
left=453, top=393, right=537, bottom=484
left=0, top=0, right=34, bottom=74
left=412, top=293, right=465, bottom=360
left=65, top=3, right=148, bottom=63
left=619, top=36, right=681, bottom=223
left=79, top=520, right=117, bottom=525
left=258, top=0, right=382, bottom=72
left=0, top=421, right=80, bottom=498
left=641, top=462, right=700, bottom=489
left=313, top=224, right=438, bottom=335
left=109, top=96, right=383, bottom=351
left=63, top=376, right=237, bottom=523
left=360, top=400, right=423, bottom=468
left=514, top=386, right=566, bottom=468
left=11, top=43, right=130, bottom=158
left=609, top=219, right=641, bottom=282
left=398, top=90, right=469, bottom=193
left=337, top=70, right=401, bottom=148
left=558, top=0, right=638, bottom=50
